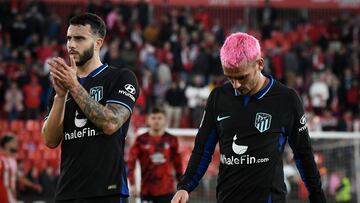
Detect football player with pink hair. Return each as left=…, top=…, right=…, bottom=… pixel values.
left=172, top=32, right=326, bottom=203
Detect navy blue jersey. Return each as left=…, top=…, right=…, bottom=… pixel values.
left=47, top=64, right=139, bottom=200
left=177, top=75, right=324, bottom=203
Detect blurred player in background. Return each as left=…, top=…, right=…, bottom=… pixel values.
left=0, top=133, right=42, bottom=203
left=42, top=13, right=139, bottom=203
left=128, top=107, right=182, bottom=203
left=172, top=32, right=326, bottom=203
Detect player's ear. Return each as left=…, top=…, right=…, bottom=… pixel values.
left=256, top=58, right=264, bottom=71
left=94, top=38, right=104, bottom=51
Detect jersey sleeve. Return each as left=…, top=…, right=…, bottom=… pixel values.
left=287, top=90, right=326, bottom=202
left=177, top=89, right=219, bottom=193
left=106, top=70, right=139, bottom=113
left=170, top=136, right=183, bottom=182
left=127, top=137, right=140, bottom=186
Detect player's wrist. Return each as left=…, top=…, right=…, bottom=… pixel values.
left=69, top=81, right=81, bottom=95
left=55, top=94, right=67, bottom=100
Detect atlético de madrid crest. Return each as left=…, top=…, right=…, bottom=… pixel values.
left=255, top=112, right=272, bottom=133
left=90, top=86, right=103, bottom=101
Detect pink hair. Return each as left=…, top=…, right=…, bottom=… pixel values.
left=220, top=32, right=261, bottom=68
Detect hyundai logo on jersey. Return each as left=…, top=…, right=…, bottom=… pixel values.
left=254, top=112, right=272, bottom=133
left=90, top=86, right=103, bottom=101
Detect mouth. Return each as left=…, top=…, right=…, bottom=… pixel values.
left=69, top=51, right=79, bottom=55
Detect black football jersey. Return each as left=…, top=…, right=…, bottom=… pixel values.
left=47, top=64, right=139, bottom=200
left=177, top=75, right=323, bottom=203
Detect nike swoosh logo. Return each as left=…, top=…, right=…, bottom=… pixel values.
left=66, top=98, right=71, bottom=103
left=217, top=115, right=231, bottom=122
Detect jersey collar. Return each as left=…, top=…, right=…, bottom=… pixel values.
left=88, top=63, right=109, bottom=78
left=77, top=63, right=109, bottom=84
left=234, top=74, right=274, bottom=100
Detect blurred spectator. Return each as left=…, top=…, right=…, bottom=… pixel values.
left=309, top=73, right=329, bottom=115
left=337, top=110, right=354, bottom=131
left=4, top=82, right=23, bottom=120
left=22, top=75, right=42, bottom=119
left=0, top=134, right=42, bottom=203
left=116, top=43, right=135, bottom=72
left=231, top=18, right=247, bottom=33
left=345, top=80, right=359, bottom=115
left=140, top=43, right=158, bottom=73
left=335, top=169, right=352, bottom=203
left=118, top=0, right=132, bottom=25
left=185, top=75, right=210, bottom=127
left=39, top=166, right=58, bottom=198
left=153, top=77, right=170, bottom=106
left=320, top=110, right=338, bottom=131
left=143, top=20, right=160, bottom=44
left=10, top=14, right=27, bottom=47
left=104, top=38, right=125, bottom=68
left=164, top=81, right=187, bottom=128
left=136, top=0, right=150, bottom=28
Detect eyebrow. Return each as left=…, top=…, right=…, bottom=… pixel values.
left=67, top=35, right=86, bottom=40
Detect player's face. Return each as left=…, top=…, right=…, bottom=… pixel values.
left=223, top=58, right=264, bottom=95
left=148, top=113, right=167, bottom=132
left=5, top=138, right=18, bottom=156
left=66, top=24, right=95, bottom=66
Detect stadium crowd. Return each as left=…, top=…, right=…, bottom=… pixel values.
left=0, top=0, right=359, bottom=201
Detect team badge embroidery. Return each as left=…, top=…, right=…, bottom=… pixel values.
left=90, top=86, right=103, bottom=101
left=255, top=112, right=272, bottom=133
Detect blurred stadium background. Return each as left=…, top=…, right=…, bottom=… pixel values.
left=0, top=0, right=359, bottom=202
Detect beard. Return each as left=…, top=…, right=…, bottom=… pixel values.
left=76, top=44, right=94, bottom=66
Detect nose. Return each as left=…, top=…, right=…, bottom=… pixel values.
left=67, top=39, right=76, bottom=50
left=231, top=80, right=242, bottom=89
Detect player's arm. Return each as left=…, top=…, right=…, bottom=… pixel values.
left=176, top=89, right=218, bottom=194
left=17, top=172, right=42, bottom=193
left=50, top=57, right=139, bottom=135
left=288, top=90, right=326, bottom=203
left=70, top=84, right=130, bottom=135
left=128, top=138, right=139, bottom=186
left=42, top=62, right=68, bottom=148
left=171, top=136, right=183, bottom=182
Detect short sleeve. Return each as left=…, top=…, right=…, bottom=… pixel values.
left=106, top=70, right=139, bottom=113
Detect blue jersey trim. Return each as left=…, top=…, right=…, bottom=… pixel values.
left=267, top=194, right=272, bottom=203
left=278, top=127, right=287, bottom=152
left=89, top=63, right=109, bottom=77
left=243, top=95, right=251, bottom=106
left=253, top=74, right=274, bottom=99
left=233, top=74, right=274, bottom=100
left=106, top=100, right=133, bottom=113
left=77, top=64, right=109, bottom=84
left=185, top=129, right=218, bottom=191
left=121, top=166, right=129, bottom=196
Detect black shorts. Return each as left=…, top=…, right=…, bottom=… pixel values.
left=55, top=195, right=128, bottom=203
left=141, top=194, right=173, bottom=203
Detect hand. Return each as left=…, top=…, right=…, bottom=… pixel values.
left=33, top=184, right=43, bottom=193
left=51, top=76, right=67, bottom=97
left=48, top=56, right=79, bottom=93
left=130, top=185, right=138, bottom=197
left=171, top=190, right=189, bottom=203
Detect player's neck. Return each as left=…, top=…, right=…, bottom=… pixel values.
left=77, top=57, right=103, bottom=78
left=250, top=74, right=268, bottom=96
left=149, top=129, right=165, bottom=136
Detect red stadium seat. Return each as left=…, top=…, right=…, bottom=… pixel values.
left=25, top=120, right=41, bottom=132
left=10, top=120, right=24, bottom=132
left=0, top=120, right=9, bottom=131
